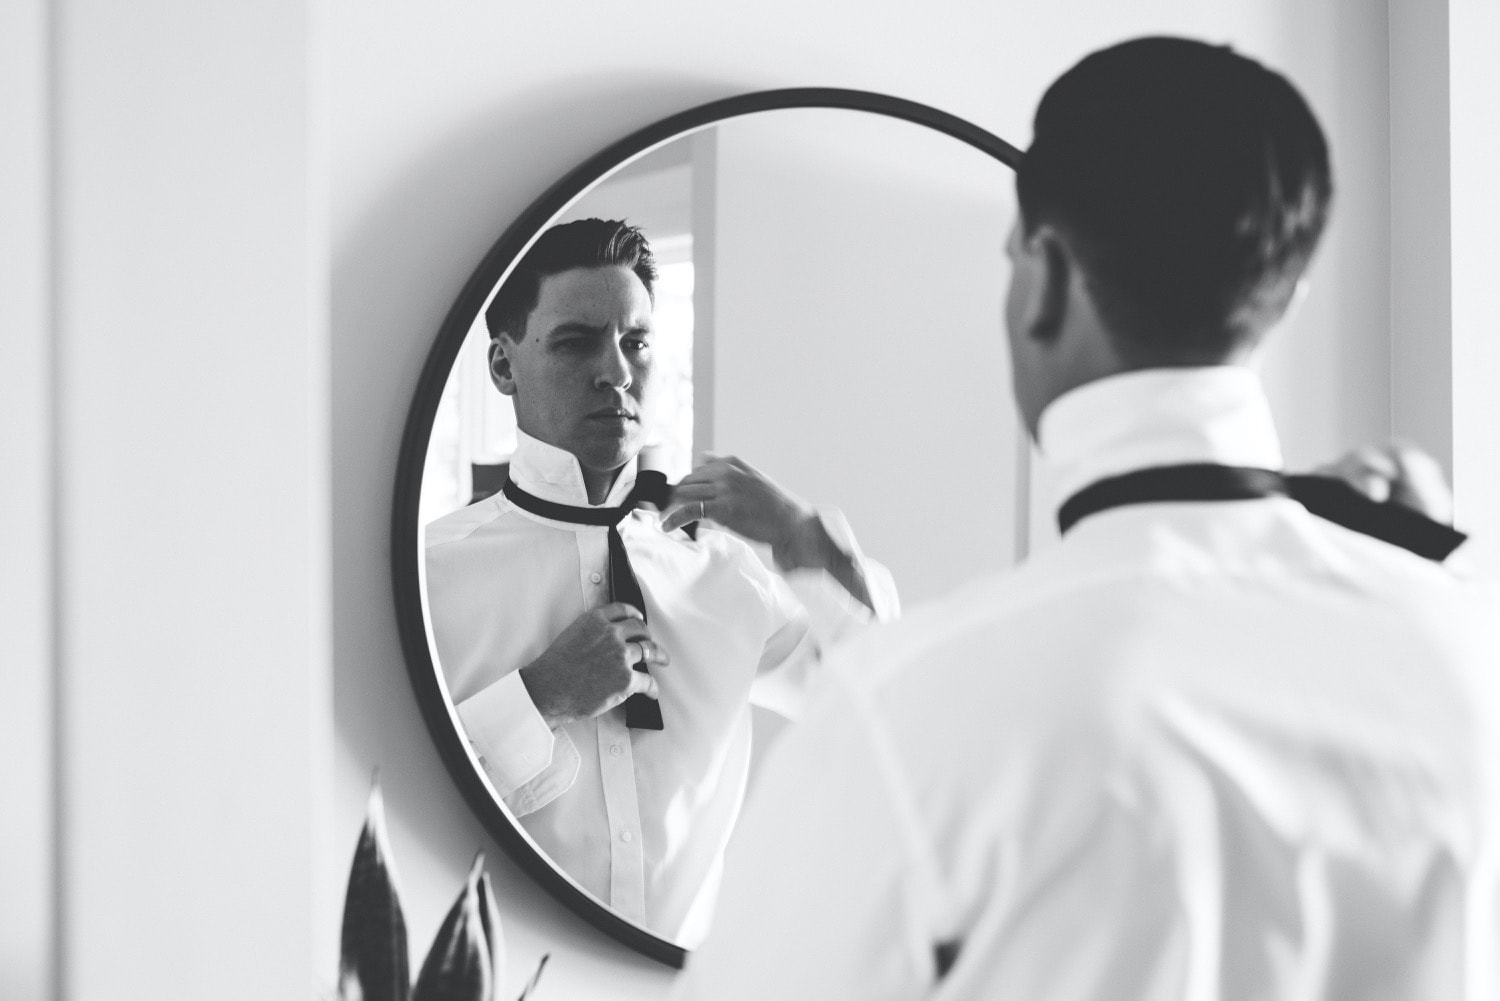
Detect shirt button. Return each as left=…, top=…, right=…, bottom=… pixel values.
left=590, top=572, right=603, bottom=584
left=621, top=830, right=634, bottom=843
left=609, top=744, right=622, bottom=757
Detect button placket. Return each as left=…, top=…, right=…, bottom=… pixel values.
left=576, top=526, right=609, bottom=608
left=596, top=714, right=646, bottom=922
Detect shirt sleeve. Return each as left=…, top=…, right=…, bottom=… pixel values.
left=751, top=507, right=900, bottom=717
left=786, top=506, right=900, bottom=626
left=670, top=669, right=937, bottom=1001
left=455, top=671, right=581, bottom=817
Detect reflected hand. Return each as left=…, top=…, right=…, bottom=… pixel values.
left=519, top=603, right=667, bottom=728
left=1312, top=441, right=1454, bottom=524
left=660, top=453, right=816, bottom=566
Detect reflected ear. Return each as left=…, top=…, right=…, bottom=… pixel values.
left=1283, top=277, right=1312, bottom=325
left=1020, top=226, right=1071, bottom=345
left=488, top=338, right=518, bottom=397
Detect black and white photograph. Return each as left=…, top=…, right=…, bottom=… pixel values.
left=4, top=3, right=1499, bottom=1000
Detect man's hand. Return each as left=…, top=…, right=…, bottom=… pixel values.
left=519, top=603, right=667, bottom=728
left=661, top=454, right=875, bottom=611
left=660, top=453, right=815, bottom=560
left=1313, top=441, right=1454, bottom=524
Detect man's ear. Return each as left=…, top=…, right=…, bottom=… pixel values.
left=488, top=337, right=518, bottom=397
left=1242, top=277, right=1312, bottom=368
left=1018, top=224, right=1072, bottom=345
left=1282, top=277, right=1312, bottom=327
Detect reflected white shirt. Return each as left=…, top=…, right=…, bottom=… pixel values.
left=676, top=367, right=1500, bottom=1000
left=423, top=430, right=896, bottom=946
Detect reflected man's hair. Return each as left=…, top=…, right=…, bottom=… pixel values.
left=484, top=218, right=658, bottom=341
left=1017, top=36, right=1332, bottom=363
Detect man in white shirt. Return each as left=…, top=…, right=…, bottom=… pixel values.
left=423, top=218, right=897, bottom=946
left=675, top=36, right=1500, bottom=999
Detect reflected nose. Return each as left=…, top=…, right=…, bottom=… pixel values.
left=593, top=339, right=632, bottom=391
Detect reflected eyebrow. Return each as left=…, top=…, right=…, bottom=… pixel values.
left=544, top=322, right=606, bottom=340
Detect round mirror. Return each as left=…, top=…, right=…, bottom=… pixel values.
left=393, top=89, right=1024, bottom=966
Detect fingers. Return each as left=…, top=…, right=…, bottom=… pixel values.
left=697, top=451, right=750, bottom=473
left=661, top=502, right=708, bottom=533
left=626, top=636, right=671, bottom=668
left=625, top=667, right=660, bottom=702
left=661, top=488, right=713, bottom=533
left=597, top=602, right=645, bottom=623
left=1318, top=446, right=1396, bottom=502
left=1313, top=441, right=1454, bottom=522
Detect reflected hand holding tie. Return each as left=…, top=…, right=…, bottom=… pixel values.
left=660, top=453, right=809, bottom=548
left=505, top=475, right=678, bottom=729
left=662, top=453, right=877, bottom=612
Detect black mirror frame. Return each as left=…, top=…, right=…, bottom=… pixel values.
left=392, top=86, right=1022, bottom=969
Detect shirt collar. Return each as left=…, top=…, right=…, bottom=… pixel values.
left=509, top=428, right=638, bottom=508
left=1037, top=366, right=1285, bottom=509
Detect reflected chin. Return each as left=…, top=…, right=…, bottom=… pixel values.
left=573, top=427, right=644, bottom=475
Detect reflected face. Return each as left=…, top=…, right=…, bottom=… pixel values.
left=491, top=266, right=656, bottom=484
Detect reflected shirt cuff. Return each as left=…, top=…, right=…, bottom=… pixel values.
left=456, top=671, right=580, bottom=815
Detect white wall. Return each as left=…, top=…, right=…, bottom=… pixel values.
left=13, top=1, right=1480, bottom=999
left=4, top=1, right=335, bottom=999
left=329, top=2, right=1405, bottom=998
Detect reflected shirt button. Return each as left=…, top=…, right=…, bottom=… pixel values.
left=609, top=744, right=623, bottom=757
left=590, top=572, right=603, bottom=584
left=621, top=830, right=633, bottom=843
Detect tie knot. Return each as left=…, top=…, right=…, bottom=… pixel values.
left=631, top=470, right=673, bottom=510
left=502, top=479, right=640, bottom=527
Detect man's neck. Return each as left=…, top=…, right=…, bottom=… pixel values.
left=1037, top=366, right=1283, bottom=506
left=582, top=467, right=623, bottom=506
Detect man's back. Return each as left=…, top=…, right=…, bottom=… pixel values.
left=678, top=369, right=1500, bottom=999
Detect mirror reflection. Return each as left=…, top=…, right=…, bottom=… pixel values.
left=417, top=108, right=1020, bottom=947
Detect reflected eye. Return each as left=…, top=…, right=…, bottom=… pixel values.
left=624, top=336, right=652, bottom=354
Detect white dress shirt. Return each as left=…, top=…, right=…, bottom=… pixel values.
left=423, top=430, right=896, bottom=946
left=675, top=367, right=1500, bottom=1000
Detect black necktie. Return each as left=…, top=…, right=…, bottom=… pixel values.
left=1057, top=463, right=1467, bottom=562
left=502, top=471, right=686, bottom=730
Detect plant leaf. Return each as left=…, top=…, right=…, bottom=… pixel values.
left=339, top=780, right=410, bottom=1001
left=411, top=857, right=493, bottom=1001
left=475, top=862, right=505, bottom=990
left=515, top=953, right=549, bottom=1001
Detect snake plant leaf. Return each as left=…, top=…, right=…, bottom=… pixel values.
left=475, top=863, right=505, bottom=990
left=515, top=953, right=549, bottom=1001
left=411, top=856, right=494, bottom=1001
left=339, top=781, right=410, bottom=1001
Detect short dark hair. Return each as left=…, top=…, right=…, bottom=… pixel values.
left=484, top=218, right=658, bottom=341
left=1017, top=36, right=1332, bottom=362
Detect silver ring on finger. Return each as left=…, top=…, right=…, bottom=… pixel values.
left=696, top=500, right=706, bottom=522
left=636, top=639, right=652, bottom=663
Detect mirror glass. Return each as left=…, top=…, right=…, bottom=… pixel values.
left=414, top=107, right=1022, bottom=950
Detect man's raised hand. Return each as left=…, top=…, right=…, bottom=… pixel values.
left=519, top=603, right=667, bottom=728
left=660, top=453, right=815, bottom=565
left=1315, top=441, right=1454, bottom=524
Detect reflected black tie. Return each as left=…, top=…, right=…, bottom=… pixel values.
left=1057, top=463, right=1467, bottom=562
left=502, top=471, right=685, bottom=730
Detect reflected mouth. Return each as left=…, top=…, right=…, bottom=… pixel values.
left=586, top=407, right=637, bottom=422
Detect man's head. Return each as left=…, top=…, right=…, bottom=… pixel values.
left=1006, top=36, right=1332, bottom=435
left=486, top=219, right=659, bottom=498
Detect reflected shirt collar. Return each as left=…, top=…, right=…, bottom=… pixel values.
left=1037, top=366, right=1285, bottom=510
left=509, top=428, right=638, bottom=508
